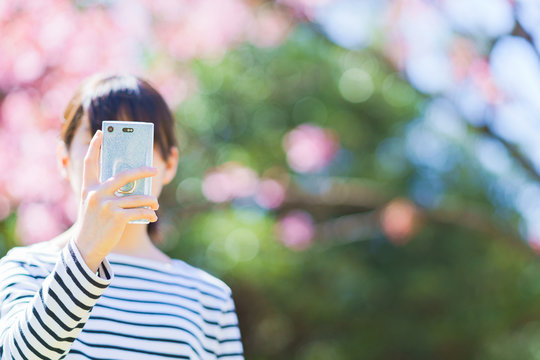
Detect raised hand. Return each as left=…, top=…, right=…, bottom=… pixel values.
left=72, top=130, right=159, bottom=272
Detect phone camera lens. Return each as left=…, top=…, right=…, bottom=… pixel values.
left=107, top=126, right=114, bottom=132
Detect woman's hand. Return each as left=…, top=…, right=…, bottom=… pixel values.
left=72, top=130, right=159, bottom=273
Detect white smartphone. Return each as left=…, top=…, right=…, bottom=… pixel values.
left=99, top=120, right=154, bottom=224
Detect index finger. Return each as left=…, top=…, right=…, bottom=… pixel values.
left=81, top=130, right=103, bottom=190
left=100, top=166, right=158, bottom=195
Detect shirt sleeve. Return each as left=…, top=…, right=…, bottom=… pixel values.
left=216, top=293, right=245, bottom=359
left=0, top=238, right=114, bottom=359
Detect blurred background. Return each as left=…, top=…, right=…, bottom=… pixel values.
left=2, top=0, right=540, bottom=359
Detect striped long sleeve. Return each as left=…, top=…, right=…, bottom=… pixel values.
left=216, top=295, right=244, bottom=359
left=0, top=238, right=113, bottom=359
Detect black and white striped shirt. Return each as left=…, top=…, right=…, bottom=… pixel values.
left=0, top=237, right=244, bottom=359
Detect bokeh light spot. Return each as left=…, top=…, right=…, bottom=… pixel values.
left=225, top=228, right=260, bottom=262
left=338, top=68, right=374, bottom=103
left=276, top=210, right=315, bottom=251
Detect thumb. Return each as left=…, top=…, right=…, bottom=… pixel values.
left=81, top=130, right=103, bottom=191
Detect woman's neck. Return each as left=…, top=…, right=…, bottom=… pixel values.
left=49, top=223, right=171, bottom=262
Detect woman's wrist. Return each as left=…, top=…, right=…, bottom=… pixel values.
left=73, top=241, right=105, bottom=274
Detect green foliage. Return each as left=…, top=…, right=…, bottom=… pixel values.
left=2, top=22, right=537, bottom=360
left=0, top=213, right=18, bottom=258
left=150, top=25, right=540, bottom=359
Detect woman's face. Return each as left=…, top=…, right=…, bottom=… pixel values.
left=57, top=115, right=178, bottom=202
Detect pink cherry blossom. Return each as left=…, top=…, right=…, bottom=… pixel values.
left=16, top=202, right=64, bottom=245
left=202, top=162, right=259, bottom=203
left=248, top=5, right=293, bottom=48
left=276, top=210, right=315, bottom=250
left=528, top=237, right=540, bottom=254
left=276, top=0, right=335, bottom=20
left=202, top=172, right=234, bottom=203
left=151, top=0, right=252, bottom=61
left=282, top=123, right=340, bottom=173
left=254, top=179, right=286, bottom=209
left=380, top=198, right=419, bottom=246
left=0, top=194, right=11, bottom=221
left=146, top=61, right=197, bottom=109
left=0, top=0, right=294, bottom=245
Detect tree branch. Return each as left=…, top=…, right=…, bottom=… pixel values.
left=477, top=124, right=540, bottom=182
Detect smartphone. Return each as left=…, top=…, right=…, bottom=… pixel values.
left=100, top=120, right=154, bottom=224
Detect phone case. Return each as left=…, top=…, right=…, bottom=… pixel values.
left=100, top=121, right=154, bottom=224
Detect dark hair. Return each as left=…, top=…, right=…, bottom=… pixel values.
left=60, top=73, right=179, bottom=244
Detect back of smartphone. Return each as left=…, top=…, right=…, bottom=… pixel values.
left=100, top=120, right=154, bottom=224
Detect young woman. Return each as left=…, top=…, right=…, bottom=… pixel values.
left=0, top=73, right=244, bottom=359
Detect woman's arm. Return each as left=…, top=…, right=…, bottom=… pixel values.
left=0, top=238, right=113, bottom=359
left=216, top=294, right=245, bottom=360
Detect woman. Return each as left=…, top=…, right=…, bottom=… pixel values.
left=0, top=73, right=244, bottom=359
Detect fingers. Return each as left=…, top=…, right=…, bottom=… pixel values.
left=101, top=166, right=158, bottom=195
left=121, top=207, right=158, bottom=223
left=108, top=195, right=159, bottom=211
left=82, top=130, right=103, bottom=190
